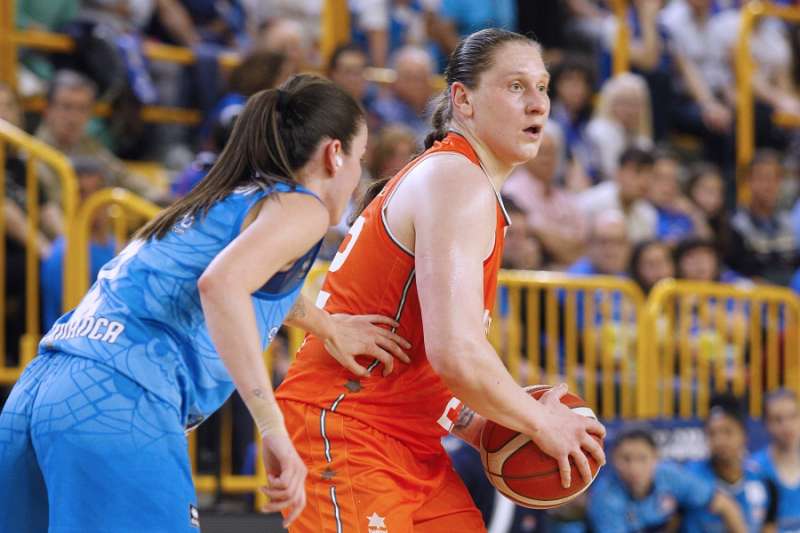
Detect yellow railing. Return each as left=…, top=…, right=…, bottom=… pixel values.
left=645, top=279, right=800, bottom=419
left=494, top=270, right=649, bottom=419
left=0, top=119, right=79, bottom=384
left=610, top=0, right=631, bottom=76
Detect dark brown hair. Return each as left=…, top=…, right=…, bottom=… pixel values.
left=228, top=50, right=289, bottom=97
left=136, top=74, right=364, bottom=240
left=425, top=28, right=539, bottom=149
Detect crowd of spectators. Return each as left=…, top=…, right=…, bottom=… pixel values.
left=5, top=0, right=800, bottom=530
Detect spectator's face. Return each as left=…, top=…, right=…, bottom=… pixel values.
left=707, top=413, right=745, bottom=465
left=467, top=42, right=550, bottom=167
left=380, top=140, right=414, bottom=179
left=613, top=439, right=658, bottom=499
left=610, top=86, right=642, bottom=131
left=589, top=219, right=629, bottom=274
left=258, top=20, right=307, bottom=73
left=766, top=397, right=800, bottom=450
left=0, top=87, right=21, bottom=127
left=393, top=53, right=434, bottom=113
left=648, top=159, right=680, bottom=208
left=636, top=244, right=674, bottom=291
left=749, top=161, right=782, bottom=214
left=78, top=171, right=105, bottom=201
left=331, top=51, right=368, bottom=101
left=678, top=247, right=717, bottom=281
left=617, top=163, right=652, bottom=203
left=524, top=132, right=558, bottom=183
left=46, top=86, right=94, bottom=147
left=503, top=211, right=542, bottom=270
left=686, top=0, right=712, bottom=15
left=690, top=173, right=724, bottom=218
left=555, top=70, right=589, bottom=114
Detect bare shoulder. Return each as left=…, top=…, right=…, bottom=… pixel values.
left=249, top=190, right=328, bottom=240
left=407, top=154, right=496, bottom=219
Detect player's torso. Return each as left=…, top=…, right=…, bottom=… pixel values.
left=277, top=133, right=508, bottom=458
left=40, top=184, right=318, bottom=427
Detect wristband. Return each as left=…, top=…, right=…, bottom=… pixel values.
left=243, top=393, right=289, bottom=438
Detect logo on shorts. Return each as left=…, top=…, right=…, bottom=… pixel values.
left=189, top=504, right=200, bottom=528
left=367, top=512, right=388, bottom=533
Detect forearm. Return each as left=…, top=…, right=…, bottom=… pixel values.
left=283, top=294, right=334, bottom=339
left=155, top=0, right=201, bottom=46
left=367, top=29, right=388, bottom=67
left=712, top=493, right=747, bottom=533
left=630, top=23, right=660, bottom=70
left=533, top=225, right=585, bottom=265
left=200, top=285, right=285, bottom=436
left=450, top=404, right=486, bottom=450
left=678, top=54, right=716, bottom=105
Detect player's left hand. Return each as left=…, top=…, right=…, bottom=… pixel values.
left=323, top=314, right=412, bottom=376
left=261, top=432, right=307, bottom=527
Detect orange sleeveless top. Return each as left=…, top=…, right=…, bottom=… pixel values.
left=276, top=132, right=510, bottom=458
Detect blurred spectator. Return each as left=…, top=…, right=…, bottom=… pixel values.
left=549, top=56, right=595, bottom=188
left=147, top=0, right=247, bottom=48
left=41, top=157, right=115, bottom=331
left=648, top=148, right=709, bottom=244
left=585, top=72, right=653, bottom=181
left=503, top=123, right=588, bottom=269
left=366, top=124, right=416, bottom=182
left=726, top=150, right=800, bottom=286
left=674, top=238, right=721, bottom=283
left=502, top=198, right=543, bottom=271
left=682, top=394, right=773, bottom=532
left=661, top=0, right=735, bottom=179
left=577, top=147, right=657, bottom=244
left=751, top=389, right=800, bottom=531
left=370, top=46, right=435, bottom=141
left=327, top=43, right=375, bottom=108
left=255, top=18, right=314, bottom=74
left=427, top=0, right=516, bottom=59
left=629, top=240, right=675, bottom=294
left=36, top=70, right=166, bottom=211
left=350, top=0, right=427, bottom=67
left=567, top=209, right=630, bottom=277
left=247, top=0, right=323, bottom=54
left=687, top=162, right=731, bottom=254
left=587, top=425, right=747, bottom=532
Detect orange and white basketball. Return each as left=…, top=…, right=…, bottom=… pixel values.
left=479, top=385, right=603, bottom=509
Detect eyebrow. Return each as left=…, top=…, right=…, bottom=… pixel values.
left=505, top=70, right=550, bottom=82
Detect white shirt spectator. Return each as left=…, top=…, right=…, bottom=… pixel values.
left=585, top=117, right=653, bottom=182
left=577, top=181, right=657, bottom=244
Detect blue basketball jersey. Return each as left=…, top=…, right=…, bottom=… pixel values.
left=38, top=183, right=322, bottom=430
left=586, top=462, right=716, bottom=533
left=750, top=448, right=800, bottom=532
left=680, top=459, right=769, bottom=533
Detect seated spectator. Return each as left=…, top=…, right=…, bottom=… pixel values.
left=726, top=150, right=800, bottom=286
left=751, top=389, right=800, bottom=532
left=675, top=237, right=743, bottom=285
left=327, top=44, right=375, bottom=108
left=255, top=17, right=313, bottom=73
left=648, top=149, right=709, bottom=244
left=503, top=123, right=587, bottom=269
left=427, top=0, right=516, bottom=59
left=568, top=210, right=630, bottom=278
left=548, top=56, right=595, bottom=188
left=366, top=124, right=417, bottom=183
left=36, top=70, right=167, bottom=213
left=682, top=394, right=773, bottom=532
left=350, top=0, right=427, bottom=67
left=587, top=425, right=747, bottom=532
left=629, top=240, right=675, bottom=294
left=577, top=147, right=657, bottom=244
left=585, top=73, right=653, bottom=182
left=661, top=0, right=735, bottom=179
left=687, top=162, right=731, bottom=254
left=370, top=46, right=435, bottom=141
left=502, top=198, right=543, bottom=271
left=41, top=157, right=115, bottom=330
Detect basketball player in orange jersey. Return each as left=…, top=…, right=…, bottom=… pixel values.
left=275, top=28, right=606, bottom=532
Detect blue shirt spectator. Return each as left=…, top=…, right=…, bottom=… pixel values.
left=750, top=448, right=800, bottom=532
left=656, top=207, right=695, bottom=243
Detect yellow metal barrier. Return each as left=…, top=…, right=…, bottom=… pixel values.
left=0, top=119, right=79, bottom=383
left=645, top=279, right=800, bottom=419
left=611, top=0, right=631, bottom=76
left=493, top=270, right=649, bottom=419
left=736, top=2, right=800, bottom=173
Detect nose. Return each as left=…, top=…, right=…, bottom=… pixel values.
left=526, top=90, right=549, bottom=116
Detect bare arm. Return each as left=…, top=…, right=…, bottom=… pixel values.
left=709, top=491, right=747, bottom=533
left=411, top=159, right=605, bottom=487
left=155, top=0, right=201, bottom=46
left=629, top=0, right=662, bottom=71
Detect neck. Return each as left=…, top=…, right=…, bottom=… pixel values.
left=691, top=7, right=708, bottom=23
left=450, top=124, right=514, bottom=191
left=749, top=202, right=774, bottom=219
left=711, top=457, right=743, bottom=484
left=772, top=442, right=800, bottom=460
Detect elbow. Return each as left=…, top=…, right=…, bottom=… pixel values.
left=426, top=337, right=483, bottom=384
left=197, top=270, right=222, bottom=301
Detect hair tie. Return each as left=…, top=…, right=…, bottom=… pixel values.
left=276, top=89, right=290, bottom=111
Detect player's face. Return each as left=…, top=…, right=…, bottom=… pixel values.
left=707, top=414, right=745, bottom=465
left=613, top=439, right=658, bottom=499
left=766, top=397, right=800, bottom=449
left=469, top=42, right=550, bottom=168
left=329, top=122, right=368, bottom=224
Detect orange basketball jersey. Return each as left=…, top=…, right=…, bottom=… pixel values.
left=276, top=132, right=510, bottom=458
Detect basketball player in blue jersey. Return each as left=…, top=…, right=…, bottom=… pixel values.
left=751, top=389, right=800, bottom=532
left=682, top=394, right=772, bottom=533
left=587, top=426, right=747, bottom=533
left=0, top=74, right=412, bottom=532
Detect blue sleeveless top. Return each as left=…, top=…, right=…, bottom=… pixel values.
left=39, top=182, right=322, bottom=429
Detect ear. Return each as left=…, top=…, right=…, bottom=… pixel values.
left=451, top=82, right=473, bottom=119
left=324, top=139, right=343, bottom=177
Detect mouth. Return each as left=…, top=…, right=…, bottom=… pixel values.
left=523, top=125, right=542, bottom=139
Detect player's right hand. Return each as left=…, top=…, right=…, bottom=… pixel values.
left=261, top=432, right=308, bottom=527
left=529, top=384, right=606, bottom=489
left=324, top=314, right=412, bottom=376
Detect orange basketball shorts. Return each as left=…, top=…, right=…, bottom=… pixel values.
left=278, top=399, right=486, bottom=533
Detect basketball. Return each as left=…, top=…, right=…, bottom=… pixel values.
left=479, top=385, right=603, bottom=509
